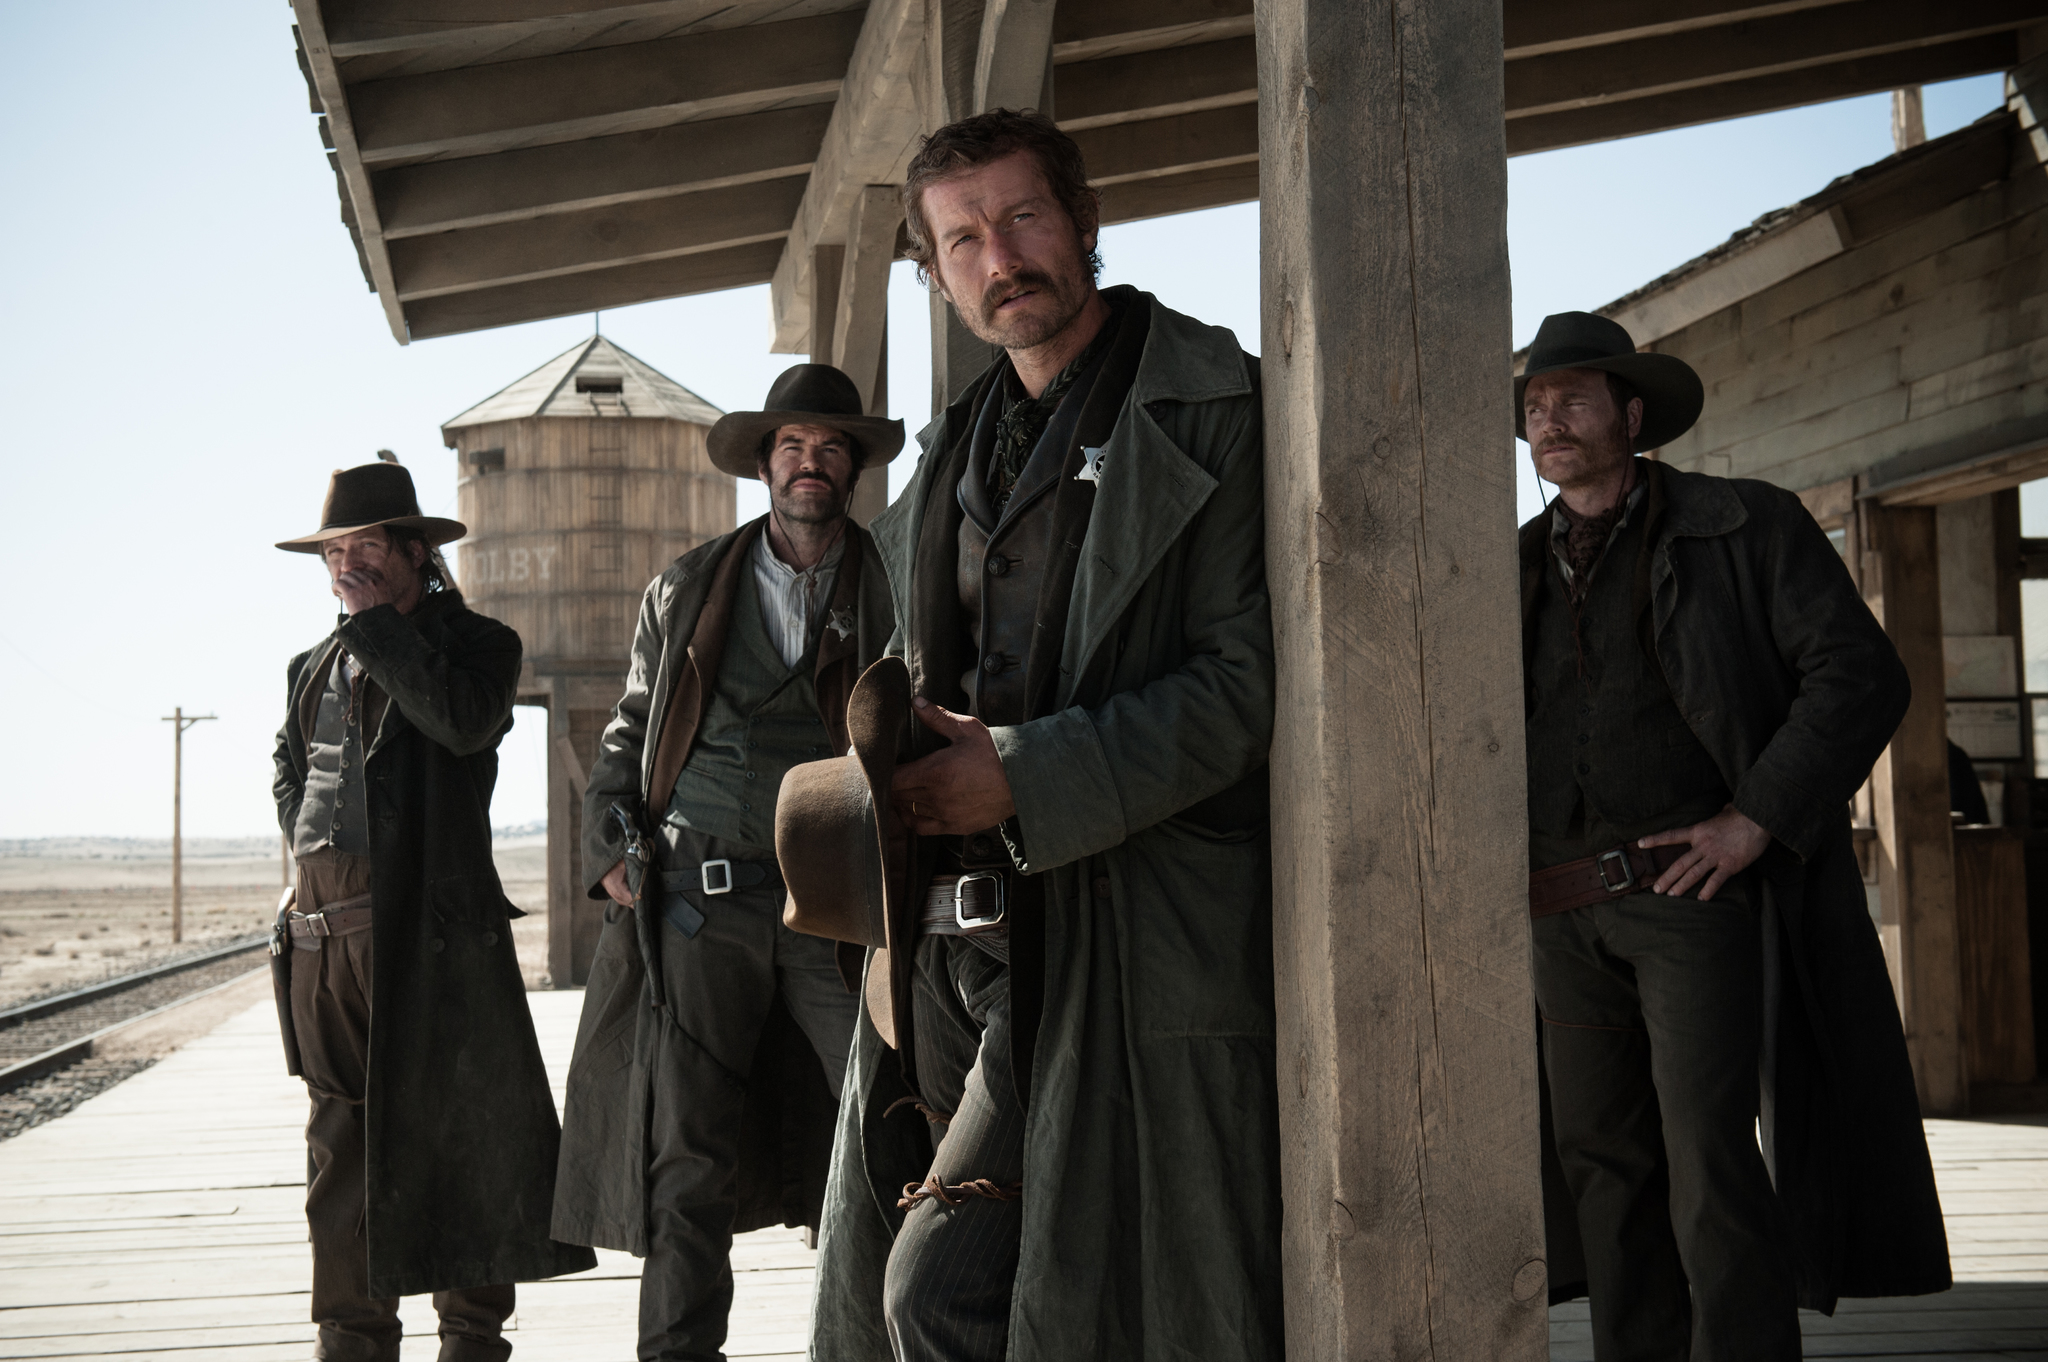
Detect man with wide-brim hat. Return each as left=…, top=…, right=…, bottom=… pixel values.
left=552, top=363, right=900, bottom=1361
left=1517, top=312, right=1948, bottom=1356
left=270, top=460, right=595, bottom=1360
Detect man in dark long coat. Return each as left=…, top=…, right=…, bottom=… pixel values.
left=553, top=365, right=900, bottom=1361
left=802, top=109, right=1281, bottom=1362
left=1517, top=312, right=1950, bottom=1359
left=272, top=461, right=594, bottom=1362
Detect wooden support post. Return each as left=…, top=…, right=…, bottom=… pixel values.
left=811, top=244, right=845, bottom=367
left=544, top=684, right=609, bottom=988
left=973, top=0, right=1055, bottom=112
left=834, top=183, right=904, bottom=525
left=1259, top=0, right=1548, bottom=1354
left=1862, top=502, right=1971, bottom=1114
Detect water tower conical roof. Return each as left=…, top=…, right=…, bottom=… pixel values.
left=440, top=336, right=724, bottom=439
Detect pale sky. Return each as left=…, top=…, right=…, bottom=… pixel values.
left=0, top=1, right=2005, bottom=837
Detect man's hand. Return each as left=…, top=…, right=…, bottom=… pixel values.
left=1638, top=804, right=1772, bottom=902
left=600, top=860, right=633, bottom=906
left=334, top=566, right=400, bottom=616
left=889, top=697, right=1018, bottom=836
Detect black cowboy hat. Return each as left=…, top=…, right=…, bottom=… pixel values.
left=275, top=462, right=465, bottom=553
left=706, top=363, right=906, bottom=478
left=1515, top=312, right=1704, bottom=452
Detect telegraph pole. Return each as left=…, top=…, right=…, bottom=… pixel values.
left=162, top=708, right=216, bottom=943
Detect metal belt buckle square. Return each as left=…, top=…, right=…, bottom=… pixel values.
left=955, top=872, right=1006, bottom=930
left=701, top=859, right=734, bottom=895
left=1596, top=848, right=1635, bottom=894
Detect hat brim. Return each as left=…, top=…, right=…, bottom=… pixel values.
left=275, top=515, right=468, bottom=554
left=706, top=409, right=907, bottom=478
left=1515, top=351, right=1704, bottom=452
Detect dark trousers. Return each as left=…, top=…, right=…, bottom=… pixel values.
left=1532, top=886, right=1799, bottom=1362
left=637, top=884, right=861, bottom=1361
left=882, top=935, right=1025, bottom=1362
left=290, top=851, right=514, bottom=1362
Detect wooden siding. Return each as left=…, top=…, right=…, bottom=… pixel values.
left=1651, top=141, right=2048, bottom=495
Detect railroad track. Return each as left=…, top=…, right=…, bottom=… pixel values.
left=0, top=935, right=270, bottom=1090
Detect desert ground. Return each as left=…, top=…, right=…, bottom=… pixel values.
left=0, top=832, right=553, bottom=1008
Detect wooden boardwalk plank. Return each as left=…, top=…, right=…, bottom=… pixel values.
left=0, top=992, right=814, bottom=1361
left=4, top=989, right=2042, bottom=1360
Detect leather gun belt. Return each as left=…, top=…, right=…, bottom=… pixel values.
left=1529, top=843, right=1687, bottom=918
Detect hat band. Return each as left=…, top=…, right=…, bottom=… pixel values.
left=1534, top=344, right=1633, bottom=367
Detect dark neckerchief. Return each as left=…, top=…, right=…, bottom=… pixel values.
left=986, top=304, right=1121, bottom=514
left=1550, top=463, right=1644, bottom=604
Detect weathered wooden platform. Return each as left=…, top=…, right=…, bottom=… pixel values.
left=0, top=991, right=811, bottom=1360
left=0, top=987, right=2042, bottom=1360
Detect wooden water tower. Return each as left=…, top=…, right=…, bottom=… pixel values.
left=442, top=336, right=732, bottom=986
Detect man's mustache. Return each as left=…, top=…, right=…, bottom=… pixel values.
left=779, top=469, right=843, bottom=496
left=981, top=269, right=1059, bottom=315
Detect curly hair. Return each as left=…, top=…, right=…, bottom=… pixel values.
left=900, top=108, right=1103, bottom=287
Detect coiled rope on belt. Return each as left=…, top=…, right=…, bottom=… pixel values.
left=898, top=1175, right=1023, bottom=1210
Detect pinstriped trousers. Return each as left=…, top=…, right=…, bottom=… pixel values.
left=882, top=936, right=1025, bottom=1362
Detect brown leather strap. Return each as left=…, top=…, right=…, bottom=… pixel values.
left=920, top=872, right=1007, bottom=936
left=288, top=892, right=374, bottom=944
left=647, top=518, right=765, bottom=818
left=1529, top=843, right=1688, bottom=918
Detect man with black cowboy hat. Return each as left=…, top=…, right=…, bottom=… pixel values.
left=271, top=460, right=594, bottom=1361
left=551, top=363, right=900, bottom=1361
left=1517, top=312, right=1949, bottom=1357
left=781, top=109, right=1280, bottom=1362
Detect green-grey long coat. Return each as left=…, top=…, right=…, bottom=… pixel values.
left=272, top=590, right=595, bottom=1297
left=810, top=295, right=1284, bottom=1361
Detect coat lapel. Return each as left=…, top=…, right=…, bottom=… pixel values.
left=647, top=517, right=765, bottom=812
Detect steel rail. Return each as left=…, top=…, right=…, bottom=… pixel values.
left=0, top=934, right=267, bottom=1030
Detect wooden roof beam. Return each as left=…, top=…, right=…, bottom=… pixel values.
left=1075, top=104, right=1257, bottom=187
left=374, top=103, right=832, bottom=238
left=1506, top=0, right=2040, bottom=119
left=389, top=173, right=808, bottom=300
left=1055, top=36, right=1256, bottom=132
left=1504, top=0, right=1856, bottom=60
left=766, top=0, right=926, bottom=353
left=1508, top=32, right=2018, bottom=154
left=324, top=0, right=858, bottom=69
left=346, top=8, right=864, bottom=165
left=292, top=2, right=408, bottom=344
left=405, top=238, right=787, bottom=340
left=1051, top=0, right=1253, bottom=64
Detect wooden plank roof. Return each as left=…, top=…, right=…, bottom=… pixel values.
left=440, top=334, right=724, bottom=432
left=291, top=0, right=2039, bottom=344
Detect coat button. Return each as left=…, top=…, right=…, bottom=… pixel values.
left=741, top=802, right=752, bottom=812
left=982, top=652, right=1007, bottom=674
left=1092, top=875, right=1111, bottom=897
left=483, top=931, right=497, bottom=946
left=430, top=938, right=445, bottom=952
left=745, top=771, right=757, bottom=781
left=1577, top=763, right=1591, bottom=775
left=987, top=554, right=1009, bottom=577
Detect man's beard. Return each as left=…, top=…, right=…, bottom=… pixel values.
left=962, top=264, right=1089, bottom=349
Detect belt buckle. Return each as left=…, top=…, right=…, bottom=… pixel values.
left=955, top=872, right=1006, bottom=930
left=701, top=859, right=734, bottom=896
left=1596, top=848, right=1635, bottom=894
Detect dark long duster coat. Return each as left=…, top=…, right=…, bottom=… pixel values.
left=551, top=518, right=896, bottom=1252
left=1521, top=459, right=1951, bottom=1313
left=809, top=295, right=1284, bottom=1362
left=272, top=589, right=596, bottom=1298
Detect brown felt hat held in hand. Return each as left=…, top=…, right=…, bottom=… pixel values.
left=275, top=462, right=467, bottom=553
left=776, top=655, right=914, bottom=1046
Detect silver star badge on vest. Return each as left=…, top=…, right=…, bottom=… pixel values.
left=827, top=607, right=856, bottom=642
left=1077, top=446, right=1108, bottom=483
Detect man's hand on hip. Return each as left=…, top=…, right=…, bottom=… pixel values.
left=600, top=860, right=633, bottom=906
left=889, top=697, right=1018, bottom=836
left=1638, top=804, right=1771, bottom=902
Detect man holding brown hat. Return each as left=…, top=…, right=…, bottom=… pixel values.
left=551, top=363, right=900, bottom=1361
left=272, top=460, right=593, bottom=1360
left=782, top=110, right=1281, bottom=1362
left=1516, top=312, right=1949, bottom=1357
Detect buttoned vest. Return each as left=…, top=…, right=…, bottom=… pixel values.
left=1525, top=504, right=1729, bottom=868
left=665, top=569, right=833, bottom=853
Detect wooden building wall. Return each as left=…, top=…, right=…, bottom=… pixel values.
left=1651, top=130, right=2047, bottom=491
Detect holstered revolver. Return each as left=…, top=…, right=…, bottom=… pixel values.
left=609, top=805, right=666, bottom=1013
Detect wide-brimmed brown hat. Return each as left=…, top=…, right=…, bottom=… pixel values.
left=706, top=364, right=905, bottom=478
left=276, top=462, right=466, bottom=553
left=776, top=655, right=913, bottom=1045
left=1515, top=311, right=1705, bottom=451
